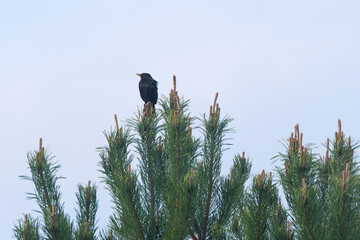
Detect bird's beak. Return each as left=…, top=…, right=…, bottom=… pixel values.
left=136, top=73, right=141, bottom=77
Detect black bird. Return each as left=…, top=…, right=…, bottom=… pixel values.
left=136, top=73, right=158, bottom=109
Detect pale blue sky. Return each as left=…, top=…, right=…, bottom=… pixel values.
left=1, top=1, right=360, bottom=238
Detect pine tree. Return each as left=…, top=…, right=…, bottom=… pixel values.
left=14, top=75, right=360, bottom=240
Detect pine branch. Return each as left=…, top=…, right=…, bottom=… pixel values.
left=255, top=176, right=263, bottom=240
left=275, top=124, right=322, bottom=239
left=130, top=104, right=163, bottom=239
left=75, top=181, right=99, bottom=240
left=22, top=138, right=73, bottom=240
left=13, top=214, right=42, bottom=240
left=192, top=93, right=234, bottom=240
left=99, top=120, right=145, bottom=240
left=325, top=121, right=360, bottom=239
left=161, top=78, right=199, bottom=240
left=180, top=168, right=194, bottom=239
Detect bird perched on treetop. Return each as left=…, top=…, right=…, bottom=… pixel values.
left=136, top=73, right=158, bottom=109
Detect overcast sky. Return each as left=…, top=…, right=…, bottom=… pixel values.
left=1, top=1, right=360, bottom=238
